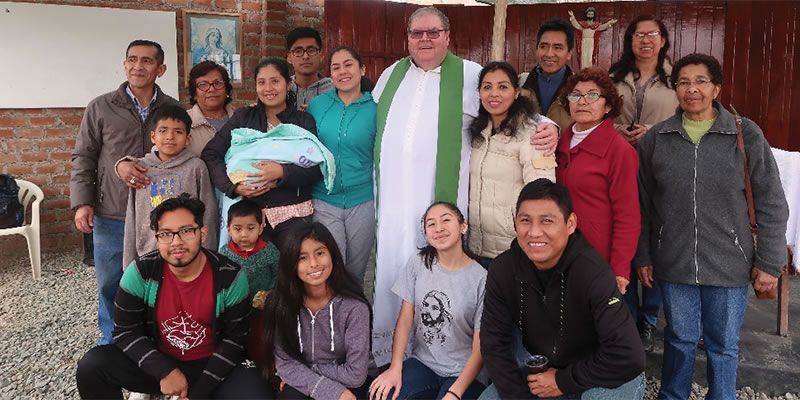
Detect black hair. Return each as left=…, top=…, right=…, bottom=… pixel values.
left=126, top=39, right=165, bottom=64
left=188, top=60, right=233, bottom=106
left=537, top=19, right=575, bottom=51
left=262, top=222, right=372, bottom=371
left=670, top=53, right=724, bottom=87
left=609, top=15, right=672, bottom=87
left=328, top=46, right=375, bottom=93
left=516, top=179, right=573, bottom=221
left=418, top=202, right=478, bottom=270
left=254, top=57, right=297, bottom=109
left=469, top=61, right=536, bottom=146
left=286, top=27, right=323, bottom=50
left=149, top=105, right=192, bottom=135
left=149, top=193, right=205, bottom=231
left=227, top=200, right=263, bottom=225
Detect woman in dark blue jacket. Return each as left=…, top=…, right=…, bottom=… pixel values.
left=307, top=46, right=377, bottom=287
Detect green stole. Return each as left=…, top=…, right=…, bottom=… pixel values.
left=374, top=52, right=464, bottom=204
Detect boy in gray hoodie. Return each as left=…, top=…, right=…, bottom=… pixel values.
left=122, top=105, right=218, bottom=268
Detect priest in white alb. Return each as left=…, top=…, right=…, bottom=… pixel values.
left=371, top=6, right=559, bottom=366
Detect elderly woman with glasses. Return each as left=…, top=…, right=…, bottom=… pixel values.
left=636, top=53, right=788, bottom=400
left=186, top=61, right=236, bottom=155
left=555, top=67, right=640, bottom=296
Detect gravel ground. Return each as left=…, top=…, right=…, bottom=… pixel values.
left=0, top=249, right=797, bottom=399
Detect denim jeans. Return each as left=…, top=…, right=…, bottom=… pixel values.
left=658, top=280, right=748, bottom=400
left=396, top=358, right=486, bottom=400
left=477, top=372, right=645, bottom=400
left=92, top=216, right=125, bottom=345
left=625, top=270, right=662, bottom=327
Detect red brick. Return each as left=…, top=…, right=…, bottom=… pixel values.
left=7, top=140, right=35, bottom=152
left=65, top=138, right=76, bottom=148
left=45, top=199, right=71, bottom=209
left=0, top=154, right=17, bottom=164
left=60, top=114, right=84, bottom=125
left=46, top=222, right=74, bottom=234
left=53, top=174, right=70, bottom=184
left=7, top=165, right=33, bottom=175
left=24, top=176, right=46, bottom=186
left=192, top=0, right=213, bottom=6
left=216, top=0, right=236, bottom=9
left=19, top=128, right=45, bottom=139
left=21, top=152, right=47, bottom=162
left=36, top=163, right=60, bottom=174
left=243, top=22, right=261, bottom=34
left=52, top=152, right=72, bottom=161
left=242, top=2, right=262, bottom=11
left=46, top=128, right=74, bottom=138
left=303, top=10, right=321, bottom=18
left=0, top=116, right=27, bottom=128
left=244, top=35, right=260, bottom=46
left=0, top=129, right=12, bottom=138
left=29, top=116, right=57, bottom=126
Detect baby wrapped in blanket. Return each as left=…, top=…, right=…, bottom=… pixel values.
left=218, top=124, right=335, bottom=249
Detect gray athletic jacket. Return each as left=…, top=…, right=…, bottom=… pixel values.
left=635, top=102, right=788, bottom=287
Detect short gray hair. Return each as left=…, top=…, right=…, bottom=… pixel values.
left=407, top=6, right=450, bottom=32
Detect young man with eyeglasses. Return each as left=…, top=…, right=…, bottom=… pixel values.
left=70, top=40, right=181, bottom=346
left=370, top=6, right=560, bottom=367
left=76, top=194, right=271, bottom=399
left=286, top=27, right=334, bottom=111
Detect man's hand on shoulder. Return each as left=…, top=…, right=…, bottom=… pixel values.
left=527, top=368, right=563, bottom=398
left=74, top=205, right=94, bottom=233
left=160, top=368, right=188, bottom=398
left=532, top=123, right=559, bottom=156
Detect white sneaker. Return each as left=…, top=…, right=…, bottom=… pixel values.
left=127, top=393, right=153, bottom=400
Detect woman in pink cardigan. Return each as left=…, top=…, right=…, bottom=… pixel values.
left=555, top=67, right=640, bottom=295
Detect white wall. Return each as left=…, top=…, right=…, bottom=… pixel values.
left=0, top=2, right=179, bottom=108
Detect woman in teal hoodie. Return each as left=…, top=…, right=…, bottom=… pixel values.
left=308, top=46, right=377, bottom=288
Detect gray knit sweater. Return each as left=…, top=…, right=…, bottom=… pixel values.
left=122, top=146, right=218, bottom=268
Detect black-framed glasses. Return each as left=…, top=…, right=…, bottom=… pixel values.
left=290, top=47, right=320, bottom=57
left=633, top=31, right=661, bottom=40
left=196, top=80, right=225, bottom=92
left=566, top=92, right=603, bottom=103
left=155, top=226, right=200, bottom=243
left=408, top=29, right=447, bottom=39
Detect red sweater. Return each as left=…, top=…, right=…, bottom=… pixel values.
left=555, top=118, right=640, bottom=278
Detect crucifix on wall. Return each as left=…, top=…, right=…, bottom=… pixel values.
left=569, top=8, right=617, bottom=69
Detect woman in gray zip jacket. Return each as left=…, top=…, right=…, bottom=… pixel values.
left=635, top=53, right=788, bottom=400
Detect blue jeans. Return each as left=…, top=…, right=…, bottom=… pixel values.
left=477, top=372, right=645, bottom=400
left=658, top=280, right=748, bottom=400
left=396, top=358, right=486, bottom=400
left=93, top=216, right=125, bottom=345
left=624, top=271, right=662, bottom=327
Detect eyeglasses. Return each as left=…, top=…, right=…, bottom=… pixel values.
left=633, top=31, right=661, bottom=40
left=290, top=47, right=320, bottom=57
left=196, top=80, right=225, bottom=92
left=675, top=78, right=714, bottom=90
left=155, top=226, right=200, bottom=243
left=566, top=92, right=603, bottom=103
left=408, top=29, right=447, bottom=40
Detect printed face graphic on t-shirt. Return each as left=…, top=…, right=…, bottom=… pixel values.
left=419, top=290, right=453, bottom=345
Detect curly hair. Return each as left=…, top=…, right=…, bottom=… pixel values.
left=188, top=61, right=233, bottom=106
left=609, top=15, right=672, bottom=87
left=559, top=67, right=622, bottom=119
left=670, top=53, right=724, bottom=88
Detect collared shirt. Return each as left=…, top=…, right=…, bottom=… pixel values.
left=289, top=73, right=334, bottom=110
left=125, top=85, right=158, bottom=122
left=536, top=65, right=567, bottom=114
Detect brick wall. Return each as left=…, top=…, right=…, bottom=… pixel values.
left=0, top=0, right=325, bottom=257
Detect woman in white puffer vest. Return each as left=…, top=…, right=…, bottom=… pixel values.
left=468, top=61, right=557, bottom=267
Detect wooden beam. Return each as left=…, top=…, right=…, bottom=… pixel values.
left=491, top=0, right=508, bottom=61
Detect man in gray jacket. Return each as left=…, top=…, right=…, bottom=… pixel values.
left=70, top=40, right=180, bottom=345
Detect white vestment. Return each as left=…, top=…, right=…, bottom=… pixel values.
left=371, top=59, right=482, bottom=365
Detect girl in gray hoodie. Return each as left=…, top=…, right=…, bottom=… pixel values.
left=263, top=222, right=371, bottom=400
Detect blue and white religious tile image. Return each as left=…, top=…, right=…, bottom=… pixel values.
left=189, top=15, right=241, bottom=81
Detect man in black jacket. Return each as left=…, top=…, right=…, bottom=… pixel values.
left=479, top=179, right=645, bottom=399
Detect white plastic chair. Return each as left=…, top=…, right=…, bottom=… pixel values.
left=0, top=179, right=44, bottom=279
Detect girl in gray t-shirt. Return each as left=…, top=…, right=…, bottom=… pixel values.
left=370, top=202, right=488, bottom=400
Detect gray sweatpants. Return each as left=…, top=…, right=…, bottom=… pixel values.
left=312, top=199, right=375, bottom=288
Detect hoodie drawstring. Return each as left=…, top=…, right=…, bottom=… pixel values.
left=329, top=302, right=335, bottom=352
left=297, top=316, right=303, bottom=353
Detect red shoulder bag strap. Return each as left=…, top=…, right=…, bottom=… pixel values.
left=734, top=115, right=759, bottom=243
